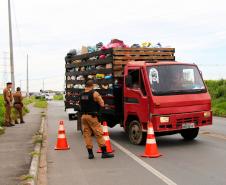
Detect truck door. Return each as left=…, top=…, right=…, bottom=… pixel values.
left=124, top=67, right=149, bottom=130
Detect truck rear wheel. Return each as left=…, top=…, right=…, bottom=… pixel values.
left=68, top=114, right=76, bottom=120
left=128, top=120, right=146, bottom=145
left=181, top=128, right=199, bottom=140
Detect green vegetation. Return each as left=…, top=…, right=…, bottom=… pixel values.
left=205, top=79, right=226, bottom=117
left=19, top=174, right=34, bottom=181
left=0, top=126, right=5, bottom=135
left=0, top=95, right=5, bottom=127
left=33, top=99, right=48, bottom=108
left=54, top=94, right=64, bottom=100
left=23, top=96, right=35, bottom=105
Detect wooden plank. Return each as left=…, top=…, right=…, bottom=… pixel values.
left=66, top=88, right=113, bottom=95
left=65, top=56, right=113, bottom=68
left=113, top=48, right=175, bottom=52
left=66, top=78, right=114, bottom=85
left=65, top=48, right=113, bottom=62
left=113, top=56, right=175, bottom=60
left=65, top=68, right=113, bottom=76
left=113, top=61, right=130, bottom=65
left=113, top=51, right=174, bottom=56
left=66, top=96, right=80, bottom=101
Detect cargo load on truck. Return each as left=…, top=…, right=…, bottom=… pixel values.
left=65, top=46, right=175, bottom=127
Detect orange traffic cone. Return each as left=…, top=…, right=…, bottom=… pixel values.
left=55, top=121, right=70, bottom=150
left=141, top=122, right=161, bottom=158
left=97, top=121, right=114, bottom=153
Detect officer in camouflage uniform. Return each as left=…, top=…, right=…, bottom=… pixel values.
left=13, top=87, right=25, bottom=124
left=3, top=82, right=14, bottom=127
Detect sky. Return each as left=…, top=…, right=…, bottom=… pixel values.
left=0, top=0, right=226, bottom=92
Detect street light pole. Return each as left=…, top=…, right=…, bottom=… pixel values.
left=8, top=0, right=15, bottom=92
left=26, top=54, right=29, bottom=96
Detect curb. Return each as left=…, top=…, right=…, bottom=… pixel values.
left=26, top=116, right=45, bottom=185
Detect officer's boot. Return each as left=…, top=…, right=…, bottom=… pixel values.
left=15, top=119, right=19, bottom=124
left=101, top=146, right=114, bottom=159
left=87, top=149, right=94, bottom=159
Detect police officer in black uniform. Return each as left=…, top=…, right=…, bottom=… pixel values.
left=80, top=80, right=114, bottom=159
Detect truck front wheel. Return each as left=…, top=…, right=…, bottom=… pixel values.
left=181, top=128, right=199, bottom=140
left=128, top=120, right=146, bottom=145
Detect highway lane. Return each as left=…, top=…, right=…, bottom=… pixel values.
left=47, top=101, right=166, bottom=185
left=47, top=101, right=226, bottom=185
left=201, top=117, right=226, bottom=136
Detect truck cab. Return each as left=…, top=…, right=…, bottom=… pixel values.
left=124, top=61, right=212, bottom=144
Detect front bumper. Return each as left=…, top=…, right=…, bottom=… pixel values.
left=152, top=111, right=212, bottom=132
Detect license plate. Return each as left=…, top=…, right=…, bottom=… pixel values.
left=182, top=123, right=195, bottom=129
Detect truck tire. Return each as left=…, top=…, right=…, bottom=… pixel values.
left=68, top=114, right=74, bottom=120
left=181, top=128, right=199, bottom=140
left=128, top=120, right=146, bottom=145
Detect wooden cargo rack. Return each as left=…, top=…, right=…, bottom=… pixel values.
left=64, top=47, right=175, bottom=110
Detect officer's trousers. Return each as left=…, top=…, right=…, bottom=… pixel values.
left=4, top=103, right=11, bottom=125
left=14, top=103, right=24, bottom=123
left=81, top=114, right=105, bottom=149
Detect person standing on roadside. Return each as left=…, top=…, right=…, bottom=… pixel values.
left=13, top=87, right=25, bottom=124
left=3, top=82, right=14, bottom=127
left=80, top=80, right=114, bottom=159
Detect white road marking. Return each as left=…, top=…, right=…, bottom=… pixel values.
left=111, top=139, right=177, bottom=185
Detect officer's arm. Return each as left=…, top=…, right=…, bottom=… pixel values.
left=6, top=91, right=11, bottom=103
left=93, top=92, right=104, bottom=107
left=20, top=93, right=23, bottom=101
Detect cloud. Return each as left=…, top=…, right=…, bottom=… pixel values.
left=0, top=0, right=226, bottom=91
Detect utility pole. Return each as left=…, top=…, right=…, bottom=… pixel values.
left=8, top=0, right=15, bottom=92
left=2, top=52, right=8, bottom=85
left=42, top=79, right=45, bottom=92
left=26, top=54, right=29, bottom=96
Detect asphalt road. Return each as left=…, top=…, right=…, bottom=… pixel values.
left=47, top=101, right=226, bottom=185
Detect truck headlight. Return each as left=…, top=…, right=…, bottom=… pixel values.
left=204, top=111, right=211, bottom=118
left=160, top=117, right=169, bottom=123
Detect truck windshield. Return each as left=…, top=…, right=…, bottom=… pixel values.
left=147, top=64, right=206, bottom=95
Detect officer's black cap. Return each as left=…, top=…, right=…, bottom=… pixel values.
left=6, top=82, right=12, bottom=85
left=85, top=80, right=94, bottom=87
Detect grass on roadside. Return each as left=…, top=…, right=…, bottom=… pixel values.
left=0, top=126, right=5, bottom=135
left=23, top=96, right=35, bottom=105
left=0, top=95, right=4, bottom=127
left=33, top=99, right=48, bottom=108
left=53, top=94, right=63, bottom=100
left=205, top=79, right=226, bottom=117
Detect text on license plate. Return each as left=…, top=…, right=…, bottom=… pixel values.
left=182, top=123, right=195, bottom=129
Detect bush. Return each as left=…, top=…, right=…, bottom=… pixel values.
left=205, top=79, right=226, bottom=117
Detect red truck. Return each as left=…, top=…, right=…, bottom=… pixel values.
left=65, top=47, right=212, bottom=144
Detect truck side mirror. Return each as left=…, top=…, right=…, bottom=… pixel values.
left=125, top=75, right=133, bottom=87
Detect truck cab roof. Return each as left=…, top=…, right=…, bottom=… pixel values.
left=126, top=61, right=196, bottom=67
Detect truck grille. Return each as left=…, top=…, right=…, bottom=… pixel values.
left=176, top=117, right=199, bottom=128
